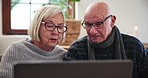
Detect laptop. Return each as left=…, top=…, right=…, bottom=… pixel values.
left=14, top=60, right=133, bottom=78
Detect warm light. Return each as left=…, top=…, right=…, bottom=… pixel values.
left=135, top=26, right=138, bottom=30
left=132, top=26, right=139, bottom=37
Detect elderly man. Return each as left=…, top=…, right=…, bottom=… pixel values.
left=64, top=2, right=148, bottom=78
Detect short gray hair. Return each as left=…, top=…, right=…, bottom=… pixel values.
left=28, top=5, right=64, bottom=41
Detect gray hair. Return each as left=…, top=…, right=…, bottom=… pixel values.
left=28, top=5, right=64, bottom=41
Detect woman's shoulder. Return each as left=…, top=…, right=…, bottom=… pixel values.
left=55, top=45, right=67, bottom=52
left=7, top=38, right=29, bottom=49
left=3, top=38, right=30, bottom=55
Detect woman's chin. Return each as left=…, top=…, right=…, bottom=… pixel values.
left=47, top=43, right=57, bottom=47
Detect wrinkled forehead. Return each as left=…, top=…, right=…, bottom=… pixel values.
left=84, top=2, right=110, bottom=22
left=84, top=10, right=106, bottom=22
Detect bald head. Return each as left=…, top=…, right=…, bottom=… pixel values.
left=84, top=2, right=111, bottom=20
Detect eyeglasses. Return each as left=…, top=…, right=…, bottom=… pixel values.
left=42, top=20, right=67, bottom=34
left=81, top=15, right=112, bottom=30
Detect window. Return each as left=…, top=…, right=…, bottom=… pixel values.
left=2, top=0, right=75, bottom=35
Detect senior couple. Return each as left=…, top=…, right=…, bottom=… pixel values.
left=0, top=1, right=148, bottom=78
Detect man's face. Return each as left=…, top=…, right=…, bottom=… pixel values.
left=84, top=14, right=113, bottom=44
left=83, top=2, right=116, bottom=44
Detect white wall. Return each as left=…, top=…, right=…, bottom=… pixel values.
left=77, top=0, right=148, bottom=43
left=0, top=0, right=148, bottom=54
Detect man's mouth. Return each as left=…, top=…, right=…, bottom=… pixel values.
left=91, top=35, right=101, bottom=37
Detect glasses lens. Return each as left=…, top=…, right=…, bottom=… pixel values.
left=58, top=26, right=67, bottom=33
left=93, top=22, right=103, bottom=29
left=45, top=22, right=67, bottom=33
left=82, top=22, right=91, bottom=29
left=45, top=23, right=55, bottom=31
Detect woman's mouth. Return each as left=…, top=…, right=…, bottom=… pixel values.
left=49, top=38, right=57, bottom=43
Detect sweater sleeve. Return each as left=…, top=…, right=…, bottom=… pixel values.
left=0, top=42, right=22, bottom=78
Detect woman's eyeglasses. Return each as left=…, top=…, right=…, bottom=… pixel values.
left=42, top=21, right=67, bottom=34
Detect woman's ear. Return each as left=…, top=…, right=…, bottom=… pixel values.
left=111, top=15, right=116, bottom=27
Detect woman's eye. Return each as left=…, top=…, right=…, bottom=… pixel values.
left=46, top=23, right=54, bottom=26
left=47, top=26, right=54, bottom=28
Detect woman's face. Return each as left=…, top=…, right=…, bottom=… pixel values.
left=39, top=13, right=64, bottom=48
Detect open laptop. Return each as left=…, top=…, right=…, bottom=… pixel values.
left=14, top=60, right=133, bottom=78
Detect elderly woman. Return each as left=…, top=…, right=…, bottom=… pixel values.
left=0, top=5, right=67, bottom=78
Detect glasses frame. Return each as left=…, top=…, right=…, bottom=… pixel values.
left=41, top=21, right=67, bottom=34
left=81, top=15, right=112, bottom=30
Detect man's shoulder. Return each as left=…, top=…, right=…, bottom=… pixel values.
left=121, top=34, right=144, bottom=48
left=70, top=36, right=88, bottom=48
left=121, top=34, right=140, bottom=42
left=72, top=36, right=88, bottom=44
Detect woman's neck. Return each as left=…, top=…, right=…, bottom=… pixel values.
left=31, top=40, right=54, bottom=52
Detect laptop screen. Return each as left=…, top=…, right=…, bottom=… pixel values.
left=14, top=60, right=133, bottom=78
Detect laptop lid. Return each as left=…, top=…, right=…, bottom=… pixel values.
left=14, top=60, right=133, bottom=78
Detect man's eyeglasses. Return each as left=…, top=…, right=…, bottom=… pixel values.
left=81, top=15, right=112, bottom=30
left=42, top=21, right=67, bottom=34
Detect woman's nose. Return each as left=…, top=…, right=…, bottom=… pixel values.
left=51, top=27, right=59, bottom=34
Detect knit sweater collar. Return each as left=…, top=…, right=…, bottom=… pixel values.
left=22, top=38, right=66, bottom=56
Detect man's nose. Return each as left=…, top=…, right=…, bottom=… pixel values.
left=89, top=25, right=97, bottom=33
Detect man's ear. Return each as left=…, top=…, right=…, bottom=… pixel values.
left=111, top=15, right=116, bottom=27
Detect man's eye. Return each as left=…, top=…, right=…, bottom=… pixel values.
left=58, top=26, right=63, bottom=29
left=85, top=23, right=92, bottom=26
left=94, top=22, right=102, bottom=26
